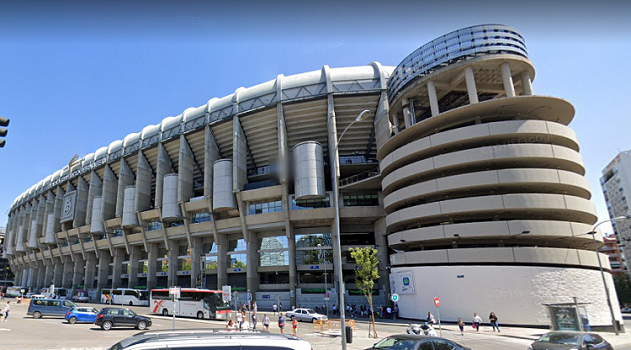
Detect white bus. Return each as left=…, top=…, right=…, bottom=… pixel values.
left=150, top=288, right=230, bottom=320
left=101, top=288, right=149, bottom=306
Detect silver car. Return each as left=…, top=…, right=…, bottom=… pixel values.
left=285, top=308, right=328, bottom=323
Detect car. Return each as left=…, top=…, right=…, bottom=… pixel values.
left=285, top=308, right=328, bottom=323
left=95, top=307, right=152, bottom=331
left=528, top=331, right=614, bottom=350
left=365, top=334, right=472, bottom=350
left=27, top=299, right=78, bottom=319
left=65, top=307, right=99, bottom=324
left=107, top=329, right=312, bottom=350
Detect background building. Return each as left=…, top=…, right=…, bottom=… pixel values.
left=0, top=227, right=15, bottom=293
left=2, top=24, right=622, bottom=328
left=600, top=236, right=626, bottom=276
left=602, top=150, right=631, bottom=273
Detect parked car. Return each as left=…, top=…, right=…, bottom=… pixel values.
left=95, top=307, right=152, bottom=331
left=27, top=299, right=77, bottom=319
left=528, top=331, right=614, bottom=350
left=65, top=307, right=99, bottom=324
left=365, top=334, right=472, bottom=350
left=285, top=308, right=328, bottom=323
left=107, top=329, right=312, bottom=350
left=72, top=290, right=90, bottom=303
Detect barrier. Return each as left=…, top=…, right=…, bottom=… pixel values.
left=312, top=319, right=356, bottom=335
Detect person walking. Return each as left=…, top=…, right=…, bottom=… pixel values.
left=427, top=311, right=437, bottom=325
left=457, top=318, right=465, bottom=336
left=252, top=301, right=258, bottom=315
left=252, top=313, right=258, bottom=330
left=292, top=316, right=298, bottom=336
left=278, top=313, right=286, bottom=334
left=489, top=312, right=500, bottom=332
left=226, top=319, right=236, bottom=330
left=1, top=301, right=10, bottom=322
left=237, top=310, right=243, bottom=330
left=263, top=313, right=270, bottom=332
left=279, top=302, right=283, bottom=312
left=473, top=313, right=482, bottom=332
left=273, top=303, right=277, bottom=316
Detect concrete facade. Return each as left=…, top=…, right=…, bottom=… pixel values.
left=2, top=24, right=619, bottom=327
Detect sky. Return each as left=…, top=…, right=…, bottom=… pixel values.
left=0, top=1, right=630, bottom=234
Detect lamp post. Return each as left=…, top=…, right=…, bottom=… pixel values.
left=587, top=215, right=630, bottom=335
left=331, top=109, right=371, bottom=350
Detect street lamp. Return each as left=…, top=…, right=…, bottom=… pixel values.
left=586, top=215, right=630, bottom=335
left=331, top=109, right=371, bottom=350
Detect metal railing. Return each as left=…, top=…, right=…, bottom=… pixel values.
left=340, top=167, right=380, bottom=187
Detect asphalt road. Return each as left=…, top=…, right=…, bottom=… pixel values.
left=0, top=301, right=582, bottom=350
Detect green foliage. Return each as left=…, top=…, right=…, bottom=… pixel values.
left=349, top=247, right=380, bottom=296
left=231, top=260, right=246, bottom=268
left=614, top=274, right=631, bottom=305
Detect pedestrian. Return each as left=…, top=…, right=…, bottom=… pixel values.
left=1, top=301, right=10, bottom=322
left=457, top=318, right=465, bottom=335
left=241, top=317, right=250, bottom=331
left=0, top=292, right=4, bottom=301
left=278, top=312, right=286, bottom=334
left=332, top=304, right=337, bottom=316
left=263, top=313, right=270, bottom=332
left=237, top=310, right=243, bottom=330
left=226, top=319, right=236, bottom=330
left=473, top=313, right=482, bottom=332
left=427, top=311, right=437, bottom=325
left=393, top=305, right=399, bottom=319
left=252, top=313, right=258, bottom=330
left=252, top=301, right=258, bottom=315
left=427, top=323, right=437, bottom=336
left=279, top=302, right=283, bottom=312
left=292, top=316, right=298, bottom=336
left=273, top=303, right=277, bottom=316
left=489, top=312, right=500, bottom=332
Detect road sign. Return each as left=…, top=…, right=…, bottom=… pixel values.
left=222, top=285, right=231, bottom=302
left=246, top=292, right=252, bottom=301
left=169, top=287, right=181, bottom=299
left=434, top=296, right=440, bottom=307
left=391, top=293, right=399, bottom=302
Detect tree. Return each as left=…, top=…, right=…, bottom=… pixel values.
left=349, top=247, right=380, bottom=338
left=614, top=274, right=631, bottom=306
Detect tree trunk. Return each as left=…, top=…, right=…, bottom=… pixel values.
left=367, top=292, right=378, bottom=338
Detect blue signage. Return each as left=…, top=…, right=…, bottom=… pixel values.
left=262, top=295, right=270, bottom=299
left=403, top=277, right=410, bottom=286
left=457, top=275, right=465, bottom=279
left=123, top=274, right=129, bottom=278
left=234, top=268, right=241, bottom=272
left=183, top=271, right=190, bottom=275
left=159, top=272, right=167, bottom=276
left=141, top=273, right=147, bottom=277
left=310, top=266, right=319, bottom=270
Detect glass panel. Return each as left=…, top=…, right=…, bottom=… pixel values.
left=191, top=212, right=211, bottom=223
left=229, top=253, right=247, bottom=268
left=204, top=256, right=218, bottom=270
left=228, top=239, right=247, bottom=252
left=295, top=233, right=332, bottom=248
left=259, top=251, right=289, bottom=266
left=296, top=249, right=332, bottom=265
left=147, top=221, right=162, bottom=231
left=177, top=258, right=191, bottom=271
left=259, top=236, right=289, bottom=249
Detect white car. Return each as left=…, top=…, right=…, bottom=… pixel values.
left=285, top=308, right=328, bottom=323
left=108, top=329, right=312, bottom=350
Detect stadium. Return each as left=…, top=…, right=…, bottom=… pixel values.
left=2, top=24, right=621, bottom=328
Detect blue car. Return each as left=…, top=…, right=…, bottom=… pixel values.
left=65, top=307, right=99, bottom=324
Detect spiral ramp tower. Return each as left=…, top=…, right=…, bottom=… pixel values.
left=379, top=25, right=621, bottom=327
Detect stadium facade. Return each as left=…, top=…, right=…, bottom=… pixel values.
left=3, top=24, right=622, bottom=327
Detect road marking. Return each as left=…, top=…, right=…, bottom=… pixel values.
left=0, top=328, right=11, bottom=331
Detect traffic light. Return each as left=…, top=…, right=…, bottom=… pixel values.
left=0, top=116, right=9, bottom=148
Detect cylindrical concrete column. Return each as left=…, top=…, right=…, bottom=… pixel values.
left=293, top=141, right=325, bottom=200
left=97, top=253, right=111, bottom=291
left=167, top=244, right=177, bottom=287
left=53, top=259, right=63, bottom=287
left=112, top=249, right=124, bottom=289
left=402, top=99, right=412, bottom=128
left=288, top=230, right=297, bottom=308
left=62, top=258, right=74, bottom=288
left=128, top=246, right=140, bottom=289
left=464, top=67, right=479, bottom=104
left=122, top=186, right=139, bottom=227
left=427, top=80, right=440, bottom=116
left=391, top=113, right=400, bottom=135
left=73, top=256, right=85, bottom=289
left=246, top=233, right=259, bottom=294
left=501, top=62, right=516, bottom=98
left=44, top=263, right=54, bottom=287
left=162, top=174, right=182, bottom=220
left=84, top=253, right=97, bottom=291
left=190, top=238, right=202, bottom=288
left=521, top=71, right=534, bottom=96
left=213, top=160, right=237, bottom=211
left=90, top=196, right=104, bottom=234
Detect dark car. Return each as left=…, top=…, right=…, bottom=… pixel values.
left=94, top=307, right=152, bottom=331
left=365, top=334, right=472, bottom=350
left=529, top=332, right=614, bottom=350
left=27, top=299, right=77, bottom=318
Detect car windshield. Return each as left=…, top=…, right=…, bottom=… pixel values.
left=538, top=333, right=580, bottom=345
left=305, top=309, right=316, bottom=314
left=373, top=337, right=418, bottom=349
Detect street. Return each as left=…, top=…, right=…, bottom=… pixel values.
left=0, top=301, right=629, bottom=350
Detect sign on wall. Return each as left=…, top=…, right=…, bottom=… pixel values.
left=389, top=270, right=415, bottom=295
left=60, top=191, right=77, bottom=223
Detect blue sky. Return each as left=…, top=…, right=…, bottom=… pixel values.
left=1, top=1, right=630, bottom=234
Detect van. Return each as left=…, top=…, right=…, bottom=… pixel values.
left=27, top=299, right=77, bottom=318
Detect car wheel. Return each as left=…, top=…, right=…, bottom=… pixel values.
left=137, top=321, right=147, bottom=330
left=102, top=320, right=113, bottom=331
left=69, top=316, right=78, bottom=324
left=33, top=311, right=42, bottom=319
left=197, top=311, right=204, bottom=319
left=162, top=308, right=169, bottom=316
left=129, top=301, right=134, bottom=306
